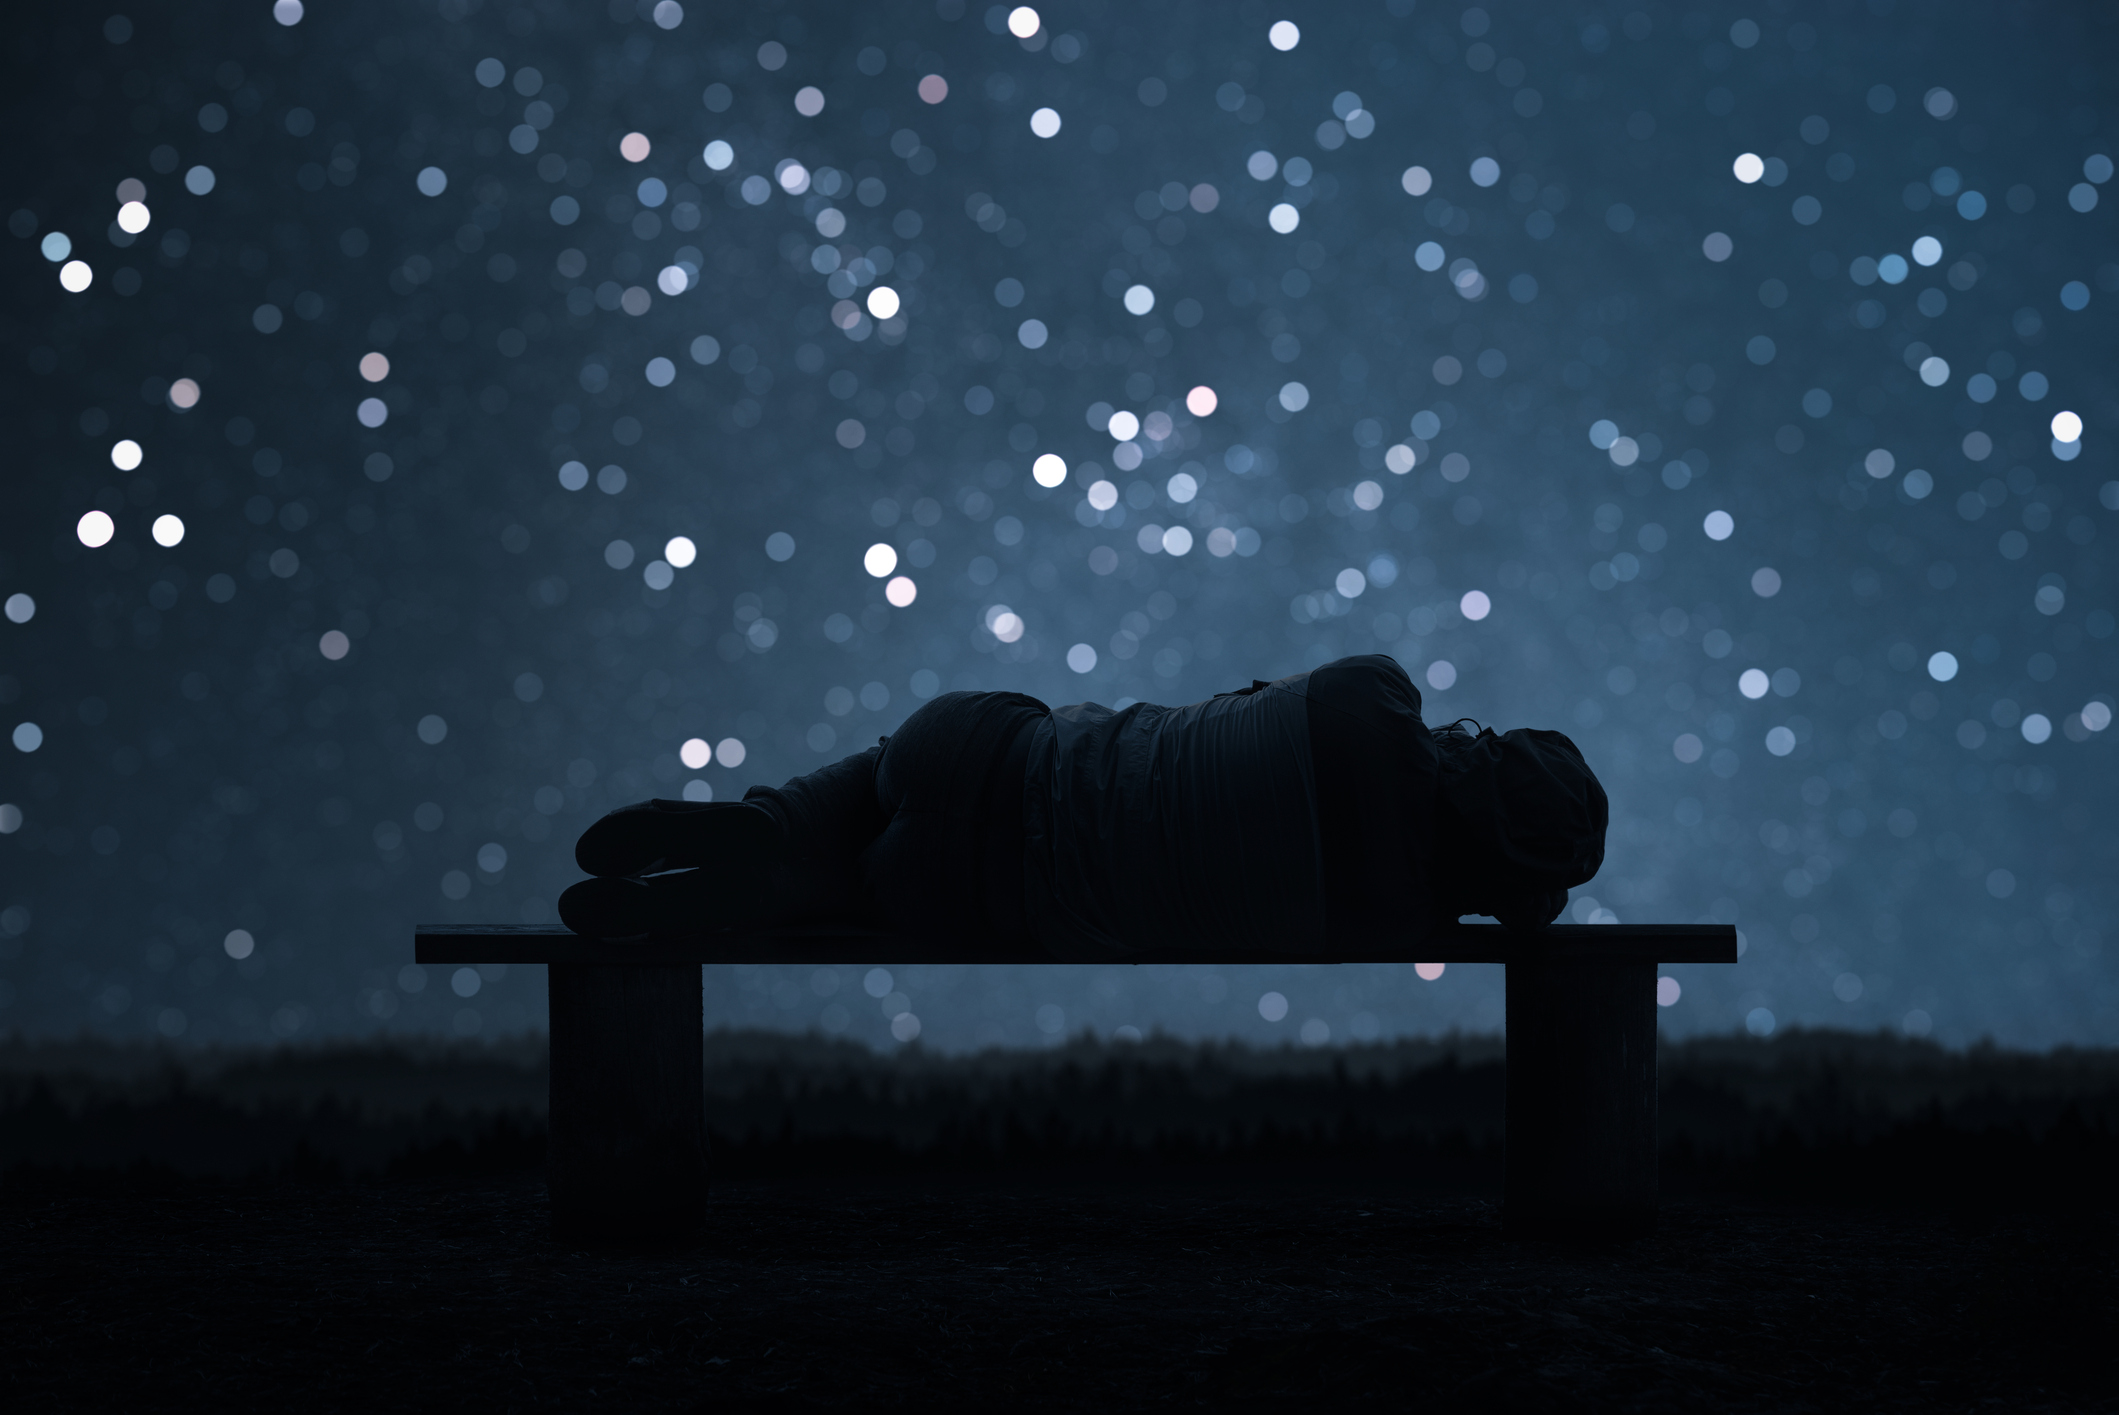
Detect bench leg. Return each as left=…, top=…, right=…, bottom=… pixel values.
left=546, top=963, right=706, bottom=1241
left=1503, top=958, right=1657, bottom=1238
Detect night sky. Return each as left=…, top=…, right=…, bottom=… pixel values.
left=2, top=0, right=2114, bottom=1051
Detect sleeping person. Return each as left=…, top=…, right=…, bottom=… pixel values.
left=558, top=654, right=1608, bottom=956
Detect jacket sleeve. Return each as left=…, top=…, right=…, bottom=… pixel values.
left=1304, top=655, right=1442, bottom=947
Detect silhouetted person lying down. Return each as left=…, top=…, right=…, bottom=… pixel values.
left=558, top=654, right=1608, bottom=955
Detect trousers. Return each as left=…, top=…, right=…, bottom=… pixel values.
left=741, top=691, right=1048, bottom=946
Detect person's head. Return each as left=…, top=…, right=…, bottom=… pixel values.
left=1430, top=721, right=1608, bottom=932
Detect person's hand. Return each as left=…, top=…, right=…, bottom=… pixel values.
left=1491, top=886, right=1568, bottom=934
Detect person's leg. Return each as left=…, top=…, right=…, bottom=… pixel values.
left=740, top=743, right=889, bottom=923
left=742, top=688, right=1042, bottom=928
left=858, top=691, right=1046, bottom=943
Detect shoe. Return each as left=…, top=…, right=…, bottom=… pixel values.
left=573, top=799, right=784, bottom=879
left=558, top=875, right=659, bottom=940
left=557, top=870, right=770, bottom=940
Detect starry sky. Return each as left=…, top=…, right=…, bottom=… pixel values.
left=2, top=0, right=2115, bottom=1052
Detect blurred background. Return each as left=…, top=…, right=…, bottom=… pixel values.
left=1, top=0, right=2114, bottom=1053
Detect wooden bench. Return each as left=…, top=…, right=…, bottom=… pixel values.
left=415, top=923, right=1736, bottom=1241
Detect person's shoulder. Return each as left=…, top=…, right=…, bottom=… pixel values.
left=1323, top=653, right=1413, bottom=682
left=1316, top=653, right=1421, bottom=694
left=1310, top=654, right=1425, bottom=720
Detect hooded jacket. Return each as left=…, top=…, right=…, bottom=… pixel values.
left=1021, top=654, right=1466, bottom=957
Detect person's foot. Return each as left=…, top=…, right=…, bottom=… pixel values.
left=558, top=870, right=770, bottom=940
left=573, top=799, right=784, bottom=879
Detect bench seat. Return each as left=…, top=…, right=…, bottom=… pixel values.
left=415, top=922, right=1737, bottom=1242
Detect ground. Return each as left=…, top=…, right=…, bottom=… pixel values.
left=4, top=1170, right=2111, bottom=1410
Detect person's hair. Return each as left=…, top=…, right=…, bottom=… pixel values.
left=1430, top=721, right=1609, bottom=932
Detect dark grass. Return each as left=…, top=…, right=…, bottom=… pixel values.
left=3, top=1027, right=2115, bottom=1207
left=3, top=1029, right=2115, bottom=1409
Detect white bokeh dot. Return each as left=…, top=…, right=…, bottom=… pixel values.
left=77, top=510, right=115, bottom=548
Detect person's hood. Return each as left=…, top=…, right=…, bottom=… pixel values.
left=1434, top=726, right=1608, bottom=890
